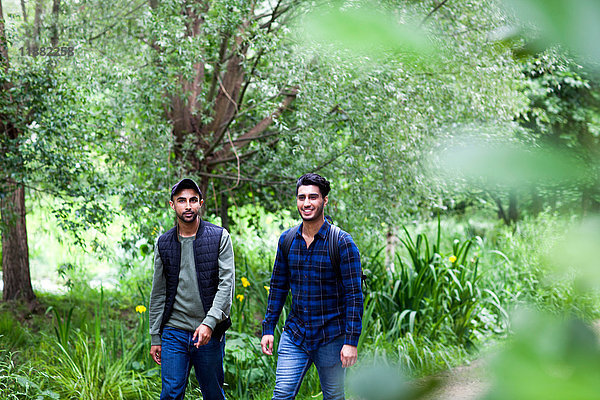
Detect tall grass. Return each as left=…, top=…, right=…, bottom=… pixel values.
left=0, top=350, right=58, bottom=400
left=44, top=332, right=158, bottom=400
left=37, top=287, right=161, bottom=399
left=366, top=215, right=505, bottom=346
left=47, top=305, right=74, bottom=347
left=467, top=211, right=600, bottom=321
left=363, top=331, right=470, bottom=377
left=0, top=311, right=31, bottom=351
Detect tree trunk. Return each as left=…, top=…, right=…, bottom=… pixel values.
left=1, top=180, right=35, bottom=301
left=491, top=194, right=510, bottom=225
left=1, top=1, right=36, bottom=302
left=530, top=186, right=542, bottom=216
left=20, top=0, right=28, bottom=22
left=50, top=0, right=60, bottom=47
left=220, top=191, right=229, bottom=232
left=508, top=189, right=518, bottom=224
left=582, top=186, right=600, bottom=216
left=32, top=0, right=43, bottom=47
left=384, top=228, right=398, bottom=273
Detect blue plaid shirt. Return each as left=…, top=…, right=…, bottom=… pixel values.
left=262, top=220, right=363, bottom=350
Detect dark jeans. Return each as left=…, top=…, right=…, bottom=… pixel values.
left=272, top=330, right=345, bottom=400
left=160, top=326, right=226, bottom=400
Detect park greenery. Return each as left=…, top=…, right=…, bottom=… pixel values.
left=1, top=0, right=600, bottom=399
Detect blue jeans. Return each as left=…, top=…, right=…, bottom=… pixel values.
left=160, top=327, right=226, bottom=400
left=272, top=330, right=345, bottom=400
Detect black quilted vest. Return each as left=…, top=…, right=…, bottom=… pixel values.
left=157, top=219, right=231, bottom=339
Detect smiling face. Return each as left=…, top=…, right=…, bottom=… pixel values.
left=170, top=188, right=203, bottom=224
left=296, top=185, right=328, bottom=222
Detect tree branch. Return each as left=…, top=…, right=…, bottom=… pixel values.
left=235, top=89, right=284, bottom=120
left=196, top=171, right=289, bottom=185
left=257, top=2, right=291, bottom=29
left=210, top=86, right=297, bottom=162
left=88, top=0, right=147, bottom=42
left=187, top=60, right=205, bottom=119
left=237, top=1, right=287, bottom=105
left=311, top=149, right=349, bottom=173
left=32, top=0, right=43, bottom=45
left=421, top=0, right=451, bottom=26
left=20, top=0, right=28, bottom=23
left=488, top=191, right=510, bottom=225
left=206, top=33, right=230, bottom=106
left=206, top=147, right=259, bottom=167
left=137, top=33, right=163, bottom=52
left=202, top=22, right=249, bottom=157
left=0, top=1, right=9, bottom=74
left=222, top=130, right=280, bottom=144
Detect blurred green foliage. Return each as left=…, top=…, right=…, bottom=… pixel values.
left=485, top=310, right=600, bottom=400
left=501, top=0, right=600, bottom=66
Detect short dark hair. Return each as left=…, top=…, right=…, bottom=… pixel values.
left=296, top=173, right=331, bottom=197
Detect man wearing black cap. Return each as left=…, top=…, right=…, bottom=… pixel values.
left=149, top=178, right=235, bottom=400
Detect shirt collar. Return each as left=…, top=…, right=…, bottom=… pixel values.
left=297, top=219, right=330, bottom=239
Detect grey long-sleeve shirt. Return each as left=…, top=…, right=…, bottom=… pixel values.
left=149, top=229, right=235, bottom=346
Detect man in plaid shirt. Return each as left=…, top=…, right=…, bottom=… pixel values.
left=261, top=173, right=363, bottom=400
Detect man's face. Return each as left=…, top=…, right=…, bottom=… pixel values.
left=296, top=185, right=327, bottom=222
left=170, top=188, right=203, bottom=224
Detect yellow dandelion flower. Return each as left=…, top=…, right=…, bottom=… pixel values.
left=241, top=277, right=250, bottom=287
left=236, top=294, right=244, bottom=302
left=449, top=255, right=457, bottom=263
left=135, top=305, right=147, bottom=313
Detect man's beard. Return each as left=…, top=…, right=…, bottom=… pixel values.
left=298, top=203, right=324, bottom=222
left=177, top=210, right=198, bottom=223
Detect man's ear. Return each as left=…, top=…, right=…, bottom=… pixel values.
left=169, top=200, right=175, bottom=211
left=324, top=196, right=328, bottom=207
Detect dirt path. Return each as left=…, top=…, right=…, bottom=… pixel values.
left=419, top=359, right=490, bottom=400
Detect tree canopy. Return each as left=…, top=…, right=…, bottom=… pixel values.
left=1, top=0, right=599, bottom=299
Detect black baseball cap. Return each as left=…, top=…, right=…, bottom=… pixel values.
left=171, top=178, right=203, bottom=200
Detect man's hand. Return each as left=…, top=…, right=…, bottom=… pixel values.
left=261, top=335, right=274, bottom=355
left=150, top=345, right=162, bottom=365
left=193, top=324, right=213, bottom=347
left=340, top=344, right=358, bottom=368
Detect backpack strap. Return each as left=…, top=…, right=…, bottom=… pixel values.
left=281, top=224, right=300, bottom=262
left=328, top=224, right=367, bottom=289
left=328, top=225, right=341, bottom=277
left=282, top=224, right=340, bottom=270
